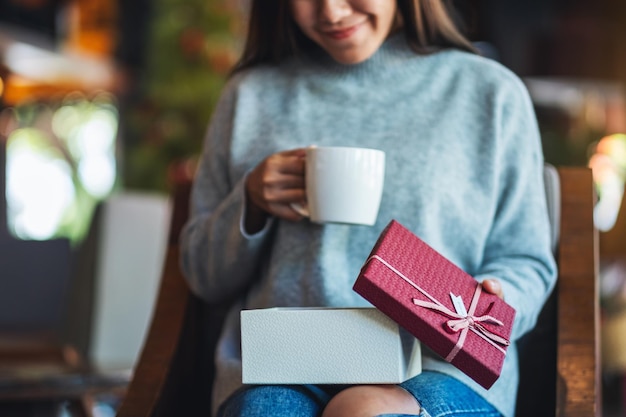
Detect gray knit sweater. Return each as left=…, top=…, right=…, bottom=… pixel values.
left=180, top=34, right=557, bottom=417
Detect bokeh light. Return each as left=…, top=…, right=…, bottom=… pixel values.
left=589, top=134, right=626, bottom=232
left=6, top=128, right=75, bottom=240
left=5, top=95, right=119, bottom=242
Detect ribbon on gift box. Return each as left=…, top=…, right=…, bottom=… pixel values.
left=367, top=255, right=510, bottom=362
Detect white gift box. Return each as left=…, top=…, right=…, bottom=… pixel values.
left=241, top=307, right=421, bottom=384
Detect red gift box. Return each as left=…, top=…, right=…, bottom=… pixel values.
left=353, top=220, right=515, bottom=389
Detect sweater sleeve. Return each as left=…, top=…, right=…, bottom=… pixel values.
left=179, top=81, right=273, bottom=304
left=474, top=75, right=558, bottom=341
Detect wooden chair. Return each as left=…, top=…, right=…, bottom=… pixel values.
left=116, top=166, right=600, bottom=417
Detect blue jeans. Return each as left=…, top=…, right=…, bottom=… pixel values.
left=216, top=371, right=502, bottom=417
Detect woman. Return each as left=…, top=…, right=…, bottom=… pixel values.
left=180, top=1, right=557, bottom=416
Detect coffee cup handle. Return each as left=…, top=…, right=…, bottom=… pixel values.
left=290, top=202, right=310, bottom=217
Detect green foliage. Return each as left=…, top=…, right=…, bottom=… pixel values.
left=122, top=0, right=244, bottom=191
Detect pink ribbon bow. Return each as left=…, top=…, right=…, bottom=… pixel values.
left=412, top=284, right=510, bottom=362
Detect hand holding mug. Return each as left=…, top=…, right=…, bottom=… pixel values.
left=245, top=146, right=386, bottom=231
left=244, top=148, right=307, bottom=231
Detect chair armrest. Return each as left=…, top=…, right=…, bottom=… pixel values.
left=115, top=245, right=194, bottom=417
left=556, top=167, right=601, bottom=417
left=116, top=179, right=200, bottom=417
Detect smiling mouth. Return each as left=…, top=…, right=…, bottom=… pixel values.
left=323, top=23, right=363, bottom=40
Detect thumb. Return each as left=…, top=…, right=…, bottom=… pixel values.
left=481, top=279, right=504, bottom=300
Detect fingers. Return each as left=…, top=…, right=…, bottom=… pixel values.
left=481, top=278, right=504, bottom=300
left=281, top=147, right=307, bottom=159
left=245, top=149, right=307, bottom=221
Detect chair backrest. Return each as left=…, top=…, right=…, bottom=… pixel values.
left=117, top=166, right=600, bottom=417
left=543, top=164, right=561, bottom=254
left=89, top=192, right=172, bottom=371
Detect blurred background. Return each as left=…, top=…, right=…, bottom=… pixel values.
left=0, top=0, right=625, bottom=416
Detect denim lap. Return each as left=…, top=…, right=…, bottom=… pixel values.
left=400, top=371, right=502, bottom=417
left=217, top=371, right=501, bottom=417
left=217, top=384, right=328, bottom=417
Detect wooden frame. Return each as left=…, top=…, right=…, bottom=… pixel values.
left=116, top=167, right=600, bottom=417
left=555, top=168, right=600, bottom=417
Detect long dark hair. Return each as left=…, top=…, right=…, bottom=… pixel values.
left=231, top=0, right=475, bottom=74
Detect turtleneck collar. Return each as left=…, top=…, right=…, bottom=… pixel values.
left=289, top=31, right=439, bottom=80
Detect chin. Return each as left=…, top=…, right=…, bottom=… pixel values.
left=330, top=50, right=376, bottom=65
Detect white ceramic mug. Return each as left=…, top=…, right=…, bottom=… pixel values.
left=292, top=146, right=385, bottom=226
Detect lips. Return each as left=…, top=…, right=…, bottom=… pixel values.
left=322, top=22, right=363, bottom=40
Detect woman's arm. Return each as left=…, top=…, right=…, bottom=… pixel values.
left=178, top=82, right=269, bottom=304
left=474, top=76, right=558, bottom=341
left=179, top=79, right=308, bottom=304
